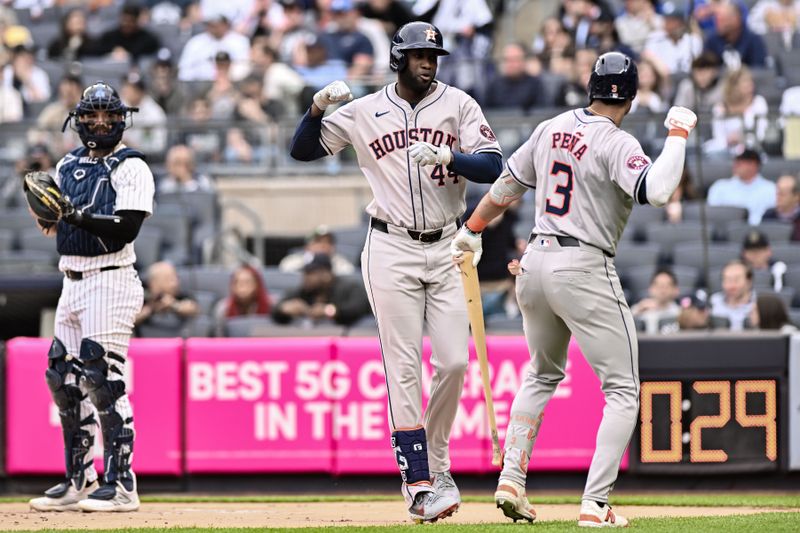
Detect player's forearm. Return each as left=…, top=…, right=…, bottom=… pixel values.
left=643, top=135, right=687, bottom=207
left=65, top=210, right=145, bottom=243
left=289, top=110, right=328, bottom=161
left=465, top=192, right=510, bottom=233
left=448, top=151, right=503, bottom=184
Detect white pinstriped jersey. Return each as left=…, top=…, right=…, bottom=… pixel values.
left=54, top=143, right=155, bottom=272
left=508, top=109, right=651, bottom=256
left=320, top=81, right=502, bottom=230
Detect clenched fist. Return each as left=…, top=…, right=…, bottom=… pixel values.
left=313, top=80, right=353, bottom=111
left=409, top=142, right=453, bottom=167
left=664, top=106, right=697, bottom=136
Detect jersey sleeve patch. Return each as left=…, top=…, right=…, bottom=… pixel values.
left=626, top=154, right=649, bottom=171
left=480, top=124, right=496, bottom=142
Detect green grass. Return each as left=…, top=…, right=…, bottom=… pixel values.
left=6, top=512, right=800, bottom=533
left=2, top=493, right=799, bottom=507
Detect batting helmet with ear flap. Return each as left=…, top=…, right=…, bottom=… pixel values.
left=588, top=51, right=638, bottom=102
left=390, top=22, right=449, bottom=73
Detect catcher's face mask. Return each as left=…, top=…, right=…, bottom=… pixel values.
left=62, top=81, right=138, bottom=150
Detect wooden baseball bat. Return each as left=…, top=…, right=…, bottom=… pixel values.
left=460, top=251, right=502, bottom=467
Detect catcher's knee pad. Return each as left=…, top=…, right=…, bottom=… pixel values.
left=44, top=337, right=82, bottom=411
left=79, top=338, right=126, bottom=411
left=392, top=427, right=430, bottom=485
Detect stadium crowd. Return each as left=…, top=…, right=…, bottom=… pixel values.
left=0, top=0, right=799, bottom=338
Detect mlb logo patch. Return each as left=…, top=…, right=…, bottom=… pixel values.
left=539, top=238, right=551, bottom=247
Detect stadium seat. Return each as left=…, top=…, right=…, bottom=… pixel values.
left=626, top=205, right=665, bottom=240
left=757, top=288, right=796, bottom=309
left=643, top=222, right=712, bottom=259
left=344, top=314, right=378, bottom=336
left=176, top=266, right=232, bottom=300
left=0, top=251, right=58, bottom=274
left=134, top=226, right=163, bottom=270
left=771, top=243, right=800, bottom=264
left=193, top=290, right=220, bottom=317
left=17, top=227, right=58, bottom=264
left=752, top=269, right=774, bottom=290
left=614, top=243, right=661, bottom=273
left=681, top=202, right=748, bottom=225
left=722, top=222, right=793, bottom=245
left=146, top=210, right=191, bottom=265
left=782, top=266, right=800, bottom=296
left=0, top=228, right=14, bottom=253
left=485, top=314, right=524, bottom=334
left=262, top=267, right=303, bottom=295
left=672, top=242, right=741, bottom=271
left=789, top=308, right=800, bottom=327
left=0, top=210, right=37, bottom=234
left=685, top=160, right=732, bottom=190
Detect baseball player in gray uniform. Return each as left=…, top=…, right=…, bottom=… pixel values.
left=290, top=21, right=502, bottom=523
left=451, top=52, right=697, bottom=527
left=28, top=82, right=154, bottom=512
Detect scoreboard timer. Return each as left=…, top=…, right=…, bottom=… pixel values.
left=630, top=334, right=789, bottom=474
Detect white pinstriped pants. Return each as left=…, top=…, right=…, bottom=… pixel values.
left=54, top=266, right=144, bottom=480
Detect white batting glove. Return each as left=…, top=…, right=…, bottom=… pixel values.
left=450, top=225, right=483, bottom=268
left=664, top=106, right=697, bottom=136
left=409, top=142, right=453, bottom=167
left=313, top=80, right=353, bottom=111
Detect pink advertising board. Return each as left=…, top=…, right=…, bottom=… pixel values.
left=5, top=337, right=183, bottom=475
left=184, top=337, right=336, bottom=473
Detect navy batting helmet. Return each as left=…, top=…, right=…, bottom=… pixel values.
left=390, top=22, right=449, bottom=73
left=62, top=81, right=138, bottom=150
left=587, top=52, right=638, bottom=102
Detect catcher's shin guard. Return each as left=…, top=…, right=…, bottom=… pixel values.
left=79, top=339, right=134, bottom=488
left=44, top=338, right=95, bottom=489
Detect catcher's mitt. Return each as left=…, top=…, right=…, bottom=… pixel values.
left=23, top=171, right=68, bottom=223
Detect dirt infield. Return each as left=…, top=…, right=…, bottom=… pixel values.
left=1, top=501, right=794, bottom=530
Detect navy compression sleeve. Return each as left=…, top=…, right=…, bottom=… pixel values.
left=71, top=210, right=146, bottom=243
left=448, top=151, right=503, bottom=184
left=289, top=110, right=329, bottom=161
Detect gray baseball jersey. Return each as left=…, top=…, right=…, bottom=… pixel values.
left=507, top=109, right=651, bottom=256
left=321, top=81, right=501, bottom=230
left=322, top=81, right=500, bottom=497
left=497, top=108, right=643, bottom=506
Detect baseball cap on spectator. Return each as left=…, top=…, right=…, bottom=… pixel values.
left=214, top=51, right=231, bottom=63
left=735, top=148, right=762, bottom=165
left=680, top=290, right=708, bottom=311
left=307, top=225, right=335, bottom=243
left=743, top=230, right=769, bottom=250
left=124, top=72, right=146, bottom=91
left=330, top=0, right=354, bottom=11
left=3, top=26, right=33, bottom=49
left=661, top=1, right=685, bottom=19
left=303, top=253, right=333, bottom=273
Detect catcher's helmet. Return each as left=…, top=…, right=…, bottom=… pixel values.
left=62, top=81, right=138, bottom=150
left=390, top=22, right=449, bottom=73
left=587, top=52, right=638, bottom=102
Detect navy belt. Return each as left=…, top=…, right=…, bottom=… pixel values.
left=371, top=218, right=444, bottom=243
left=529, top=234, right=580, bottom=247
left=64, top=265, right=120, bottom=281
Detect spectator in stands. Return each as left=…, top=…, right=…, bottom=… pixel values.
left=2, top=45, right=51, bottom=113
left=120, top=74, right=167, bottom=154
left=293, top=34, right=349, bottom=96
left=707, top=149, right=775, bottom=225
left=149, top=52, right=186, bottom=116
left=3, top=143, right=54, bottom=206
left=207, top=51, right=241, bottom=120
left=135, top=261, right=199, bottom=334
left=94, top=3, right=161, bottom=62
left=178, top=97, right=224, bottom=162
left=358, top=0, right=414, bottom=35
left=740, top=230, right=786, bottom=288
left=157, top=144, right=215, bottom=194
left=704, top=2, right=767, bottom=69
left=676, top=292, right=712, bottom=331
left=47, top=8, right=102, bottom=61
left=631, top=268, right=681, bottom=334
left=748, top=0, right=800, bottom=35
left=615, top=0, right=663, bottom=54
left=233, top=0, right=289, bottom=38
left=318, top=0, right=374, bottom=80
left=558, top=0, right=614, bottom=49
left=706, top=67, right=769, bottom=155
left=484, top=43, right=543, bottom=112
left=710, top=259, right=755, bottom=331
left=224, top=127, right=260, bottom=163
left=665, top=166, right=701, bottom=223
left=178, top=13, right=250, bottom=81
left=642, top=3, right=702, bottom=74
left=30, top=74, right=82, bottom=154
left=558, top=47, right=597, bottom=107
left=762, top=174, right=800, bottom=240
left=0, top=82, right=22, bottom=123
left=586, top=11, right=637, bottom=58
left=749, top=292, right=797, bottom=332
left=214, top=263, right=272, bottom=336
left=630, top=57, right=665, bottom=113
left=256, top=43, right=304, bottom=118
left=275, top=0, right=316, bottom=65
left=272, top=253, right=371, bottom=326
left=279, top=225, right=355, bottom=275
left=483, top=258, right=521, bottom=320
left=672, top=51, right=724, bottom=115
left=532, top=17, right=572, bottom=60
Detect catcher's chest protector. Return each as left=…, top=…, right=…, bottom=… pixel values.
left=57, top=147, right=144, bottom=257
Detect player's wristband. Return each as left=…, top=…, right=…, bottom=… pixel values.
left=465, top=214, right=489, bottom=233
left=668, top=128, right=689, bottom=139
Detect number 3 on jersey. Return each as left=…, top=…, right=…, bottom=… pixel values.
left=545, top=161, right=573, bottom=216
